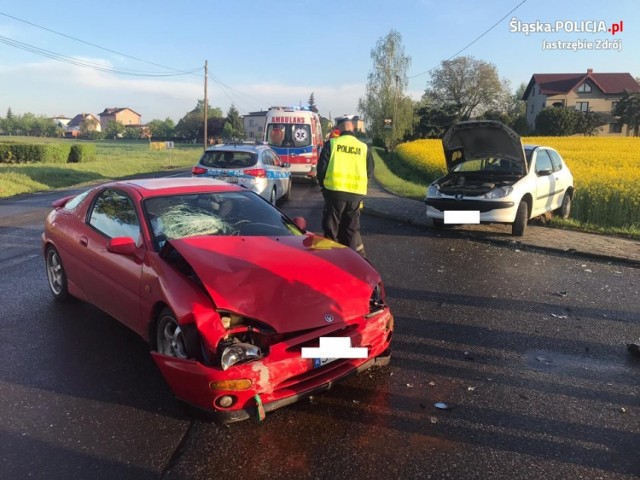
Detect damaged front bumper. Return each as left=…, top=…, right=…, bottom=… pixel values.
left=152, top=309, right=393, bottom=423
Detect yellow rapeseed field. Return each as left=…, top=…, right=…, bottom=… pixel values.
left=395, top=137, right=640, bottom=229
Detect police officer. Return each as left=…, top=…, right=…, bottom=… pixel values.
left=317, top=115, right=373, bottom=255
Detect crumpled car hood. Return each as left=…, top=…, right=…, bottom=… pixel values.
left=442, top=120, right=527, bottom=173
left=168, top=234, right=380, bottom=333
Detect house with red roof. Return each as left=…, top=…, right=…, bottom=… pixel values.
left=522, top=69, right=640, bottom=135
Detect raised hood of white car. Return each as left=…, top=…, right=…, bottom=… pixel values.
left=442, top=120, right=527, bottom=173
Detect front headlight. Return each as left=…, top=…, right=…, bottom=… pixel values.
left=427, top=184, right=441, bottom=198
left=483, top=186, right=513, bottom=199
left=368, top=282, right=386, bottom=316
left=220, top=343, right=262, bottom=370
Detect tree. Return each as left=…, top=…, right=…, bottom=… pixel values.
left=614, top=91, right=640, bottom=136
left=412, top=100, right=459, bottom=139
left=534, top=107, right=579, bottom=136
left=425, top=56, right=504, bottom=120
left=105, top=120, right=126, bottom=139
left=575, top=110, right=606, bottom=136
left=225, top=104, right=244, bottom=139
left=307, top=93, right=319, bottom=113
left=147, top=118, right=175, bottom=139
left=175, top=100, right=223, bottom=140
left=358, top=29, right=413, bottom=149
left=319, top=116, right=331, bottom=139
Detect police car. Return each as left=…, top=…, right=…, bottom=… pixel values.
left=192, top=143, right=292, bottom=204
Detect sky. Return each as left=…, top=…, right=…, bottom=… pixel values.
left=0, top=0, right=638, bottom=123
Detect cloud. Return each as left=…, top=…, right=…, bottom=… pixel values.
left=0, top=57, right=416, bottom=122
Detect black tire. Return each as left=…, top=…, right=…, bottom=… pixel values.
left=512, top=201, right=528, bottom=236
left=45, top=246, right=70, bottom=301
left=156, top=308, right=202, bottom=360
left=558, top=192, right=572, bottom=219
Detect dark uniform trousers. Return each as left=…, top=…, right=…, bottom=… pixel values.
left=321, top=195, right=362, bottom=251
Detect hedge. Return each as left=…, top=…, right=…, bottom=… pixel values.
left=68, top=144, right=97, bottom=163
left=0, top=142, right=96, bottom=164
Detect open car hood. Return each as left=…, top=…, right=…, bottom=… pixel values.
left=442, top=120, right=527, bottom=173
left=168, top=234, right=380, bottom=333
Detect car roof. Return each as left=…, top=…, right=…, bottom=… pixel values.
left=524, top=144, right=554, bottom=151
left=117, top=177, right=244, bottom=198
left=204, top=143, right=270, bottom=154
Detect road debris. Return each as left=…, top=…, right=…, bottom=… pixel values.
left=551, top=313, right=568, bottom=319
left=627, top=342, right=640, bottom=358
left=406, top=383, right=414, bottom=388
left=430, top=416, right=438, bottom=424
left=434, top=402, right=451, bottom=410
left=464, top=351, right=475, bottom=360
left=467, top=386, right=476, bottom=391
left=428, top=381, right=435, bottom=386
left=555, top=291, right=568, bottom=297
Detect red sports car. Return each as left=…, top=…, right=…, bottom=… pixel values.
left=42, top=178, right=393, bottom=422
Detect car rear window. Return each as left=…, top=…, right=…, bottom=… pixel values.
left=200, top=151, right=257, bottom=168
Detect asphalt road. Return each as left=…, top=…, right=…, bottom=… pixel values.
left=1, top=179, right=638, bottom=480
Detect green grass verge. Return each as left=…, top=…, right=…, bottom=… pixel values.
left=372, top=147, right=640, bottom=240
left=371, top=147, right=429, bottom=200
left=0, top=139, right=203, bottom=198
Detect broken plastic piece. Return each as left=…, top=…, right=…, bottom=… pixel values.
left=255, top=394, right=266, bottom=422
left=434, top=402, right=451, bottom=410
left=463, top=351, right=474, bottom=360
left=556, top=291, right=568, bottom=297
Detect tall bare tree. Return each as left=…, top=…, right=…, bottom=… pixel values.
left=358, top=30, right=413, bottom=149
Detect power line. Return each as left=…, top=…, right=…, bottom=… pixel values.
left=0, top=35, right=200, bottom=77
left=0, top=10, right=272, bottom=111
left=0, top=10, right=195, bottom=73
left=409, top=0, right=528, bottom=79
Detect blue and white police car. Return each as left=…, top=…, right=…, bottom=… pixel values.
left=192, top=143, right=292, bottom=204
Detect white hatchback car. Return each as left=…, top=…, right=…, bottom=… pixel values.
left=425, top=120, right=574, bottom=236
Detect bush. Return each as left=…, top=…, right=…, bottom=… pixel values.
left=0, top=143, right=70, bottom=164
left=68, top=143, right=97, bottom=163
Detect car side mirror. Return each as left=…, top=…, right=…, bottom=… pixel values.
left=293, top=217, right=307, bottom=231
left=107, top=237, right=139, bottom=256
left=536, top=169, right=552, bottom=176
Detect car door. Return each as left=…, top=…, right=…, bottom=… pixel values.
left=547, top=148, right=570, bottom=207
left=75, top=188, right=144, bottom=331
left=269, top=150, right=288, bottom=198
left=532, top=149, right=558, bottom=217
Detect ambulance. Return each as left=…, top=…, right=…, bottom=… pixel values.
left=263, top=106, right=324, bottom=179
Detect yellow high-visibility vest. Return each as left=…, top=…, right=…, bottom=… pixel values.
left=324, top=135, right=368, bottom=195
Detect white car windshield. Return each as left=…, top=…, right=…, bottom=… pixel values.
left=453, top=158, right=523, bottom=175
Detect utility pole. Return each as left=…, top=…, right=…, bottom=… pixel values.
left=204, top=60, right=208, bottom=150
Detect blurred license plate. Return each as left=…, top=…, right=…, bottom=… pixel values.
left=218, top=176, right=238, bottom=183
left=313, top=357, right=338, bottom=368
